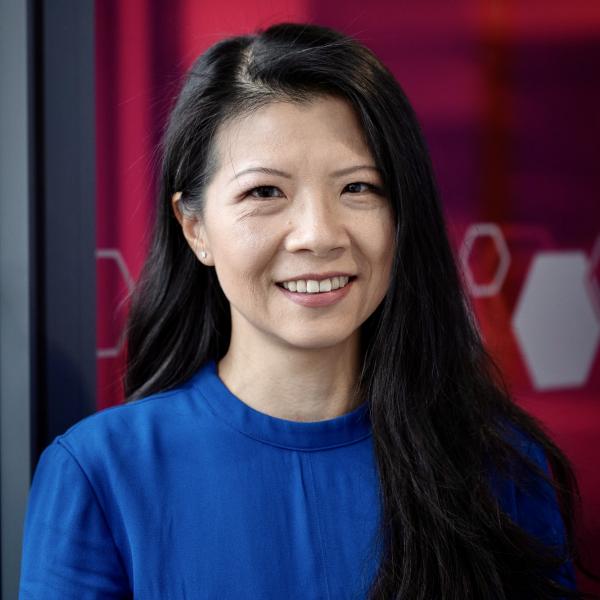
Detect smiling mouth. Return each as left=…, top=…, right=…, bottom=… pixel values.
left=275, top=275, right=357, bottom=293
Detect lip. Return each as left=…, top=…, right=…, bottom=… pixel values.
left=276, top=271, right=356, bottom=283
left=276, top=277, right=355, bottom=307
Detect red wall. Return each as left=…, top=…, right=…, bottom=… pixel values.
left=96, top=1, right=600, bottom=593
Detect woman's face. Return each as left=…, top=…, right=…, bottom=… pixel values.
left=175, top=95, right=395, bottom=353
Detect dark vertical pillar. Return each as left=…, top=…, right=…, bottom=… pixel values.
left=4, top=0, right=96, bottom=592
left=36, top=0, right=96, bottom=453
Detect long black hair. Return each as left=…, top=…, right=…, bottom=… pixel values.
left=123, top=21, right=599, bottom=599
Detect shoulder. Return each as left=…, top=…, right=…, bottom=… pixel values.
left=505, top=425, right=562, bottom=529
left=50, top=377, right=203, bottom=471
left=487, top=420, right=559, bottom=523
left=500, top=422, right=578, bottom=589
left=500, top=420, right=546, bottom=457
left=491, top=421, right=571, bottom=547
left=500, top=420, right=557, bottom=484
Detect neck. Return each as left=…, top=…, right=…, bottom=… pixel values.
left=217, top=331, right=362, bottom=422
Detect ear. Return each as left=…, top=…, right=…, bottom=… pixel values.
left=171, top=192, right=214, bottom=266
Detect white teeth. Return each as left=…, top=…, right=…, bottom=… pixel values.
left=319, top=279, right=332, bottom=293
left=306, top=280, right=319, bottom=293
left=281, top=276, right=351, bottom=293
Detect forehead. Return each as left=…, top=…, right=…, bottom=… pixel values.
left=211, top=95, right=375, bottom=176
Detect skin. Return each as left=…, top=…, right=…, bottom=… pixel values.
left=172, top=95, right=395, bottom=422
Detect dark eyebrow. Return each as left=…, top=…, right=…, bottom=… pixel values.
left=228, top=165, right=381, bottom=183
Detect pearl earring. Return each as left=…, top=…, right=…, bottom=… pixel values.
left=200, top=250, right=207, bottom=259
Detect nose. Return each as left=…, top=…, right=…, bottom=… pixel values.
left=284, top=193, right=350, bottom=257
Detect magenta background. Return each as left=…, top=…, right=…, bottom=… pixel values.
left=96, top=1, right=600, bottom=592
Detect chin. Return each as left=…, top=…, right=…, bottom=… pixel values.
left=278, top=331, right=356, bottom=351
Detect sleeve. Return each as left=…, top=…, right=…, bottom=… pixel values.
left=19, top=440, right=131, bottom=599
left=515, top=438, right=578, bottom=593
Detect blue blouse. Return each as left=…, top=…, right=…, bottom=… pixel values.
left=19, top=360, right=576, bottom=598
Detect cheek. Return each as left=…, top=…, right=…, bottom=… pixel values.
left=359, top=210, right=395, bottom=266
left=211, top=220, right=276, bottom=289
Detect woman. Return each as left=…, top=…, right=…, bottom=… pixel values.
left=19, top=22, right=597, bottom=599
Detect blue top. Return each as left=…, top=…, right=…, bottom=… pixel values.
left=19, top=360, right=576, bottom=599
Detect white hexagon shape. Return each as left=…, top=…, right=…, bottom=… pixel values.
left=590, top=233, right=600, bottom=301
left=512, top=251, right=600, bottom=390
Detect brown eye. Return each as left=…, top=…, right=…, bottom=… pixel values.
left=344, top=182, right=379, bottom=194
left=246, top=186, right=284, bottom=199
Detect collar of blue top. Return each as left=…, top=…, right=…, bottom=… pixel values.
left=189, top=360, right=373, bottom=451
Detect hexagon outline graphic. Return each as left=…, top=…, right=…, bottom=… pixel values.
left=96, top=248, right=135, bottom=359
left=459, top=222, right=511, bottom=297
